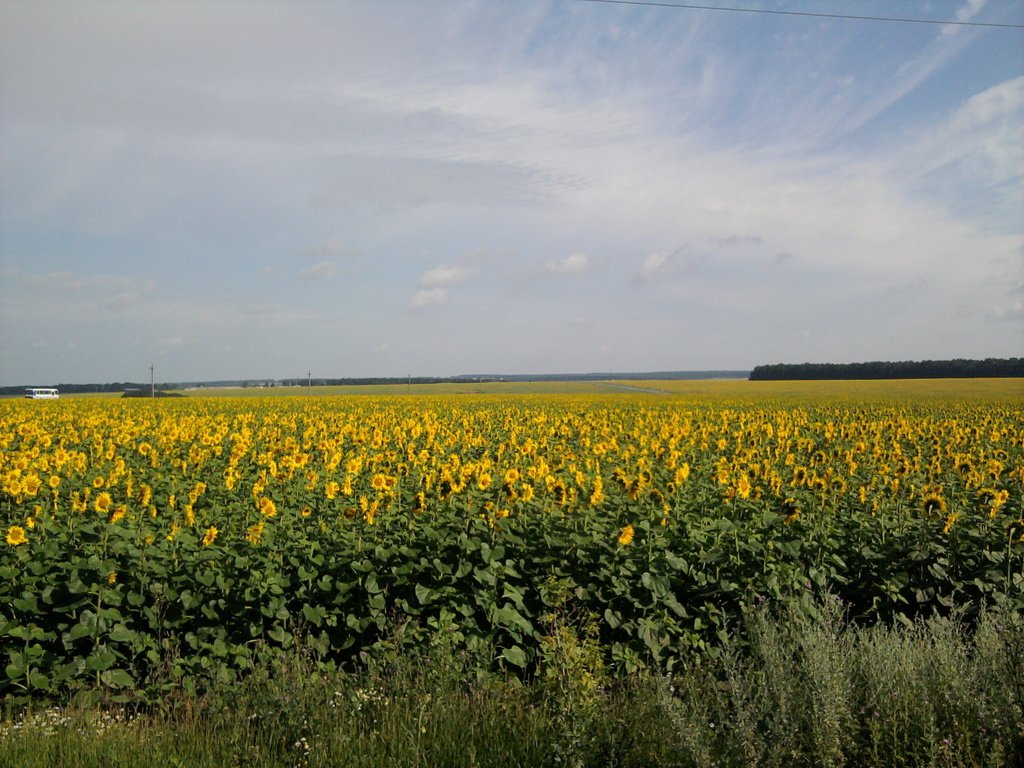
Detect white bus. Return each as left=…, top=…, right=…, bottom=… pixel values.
left=24, top=388, right=60, bottom=400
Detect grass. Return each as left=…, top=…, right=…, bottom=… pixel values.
left=3, top=600, right=1021, bottom=768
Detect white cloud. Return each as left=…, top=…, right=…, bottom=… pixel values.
left=409, top=263, right=479, bottom=309
left=711, top=235, right=762, bottom=248
left=410, top=287, right=448, bottom=308
left=302, top=241, right=358, bottom=259
left=25, top=271, right=156, bottom=294
left=419, top=264, right=473, bottom=288
left=545, top=252, right=591, bottom=276
left=899, top=77, right=1024, bottom=186
left=637, top=251, right=675, bottom=282
left=942, top=0, right=989, bottom=36
left=298, top=260, right=336, bottom=280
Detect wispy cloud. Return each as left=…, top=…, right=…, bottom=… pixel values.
left=711, top=235, right=762, bottom=248
left=898, top=76, right=1023, bottom=187
left=544, top=252, right=591, bottom=276
left=409, top=264, right=477, bottom=309
left=942, top=0, right=989, bottom=36
left=636, top=251, right=676, bottom=282
left=302, top=241, right=359, bottom=259
left=298, top=260, right=336, bottom=280
left=419, top=265, right=474, bottom=287
left=410, top=287, right=448, bottom=309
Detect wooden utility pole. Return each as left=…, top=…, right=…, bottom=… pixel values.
left=150, top=364, right=155, bottom=398
left=308, top=371, right=312, bottom=396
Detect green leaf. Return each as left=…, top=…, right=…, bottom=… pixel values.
left=415, top=583, right=434, bottom=605
left=12, top=595, right=38, bottom=613
left=267, top=625, right=292, bottom=644
left=101, top=669, right=135, bottom=689
left=28, top=672, right=51, bottom=691
left=501, top=645, right=528, bottom=668
left=493, top=603, right=534, bottom=636
left=302, top=604, right=325, bottom=626
left=365, top=573, right=381, bottom=594
left=86, top=648, right=117, bottom=672
left=108, top=625, right=136, bottom=643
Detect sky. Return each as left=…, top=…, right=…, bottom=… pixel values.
left=1, top=0, right=1022, bottom=385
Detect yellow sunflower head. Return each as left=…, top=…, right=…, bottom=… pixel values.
left=6, top=525, right=28, bottom=546
left=617, top=524, right=635, bottom=547
left=922, top=493, right=947, bottom=519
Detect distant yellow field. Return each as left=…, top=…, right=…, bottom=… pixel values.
left=616, top=377, right=1024, bottom=401
left=40, top=377, right=1022, bottom=401
left=173, top=377, right=1024, bottom=400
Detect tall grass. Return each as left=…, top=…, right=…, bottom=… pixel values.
left=3, top=600, right=1021, bottom=768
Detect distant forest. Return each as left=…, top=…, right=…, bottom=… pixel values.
left=1, top=382, right=166, bottom=396
left=748, top=358, right=1024, bottom=381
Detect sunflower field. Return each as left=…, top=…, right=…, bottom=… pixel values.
left=1, top=391, right=1022, bottom=704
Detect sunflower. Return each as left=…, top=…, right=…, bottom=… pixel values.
left=617, top=524, right=635, bottom=546
left=246, top=520, right=265, bottom=545
left=202, top=526, right=218, bottom=547
left=93, top=492, right=113, bottom=514
left=6, top=526, right=28, bottom=546
left=943, top=511, right=960, bottom=534
left=782, top=498, right=800, bottom=525
left=521, top=482, right=535, bottom=502
left=922, top=492, right=947, bottom=519
left=258, top=496, right=277, bottom=517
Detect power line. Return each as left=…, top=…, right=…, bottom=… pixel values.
left=576, top=0, right=1024, bottom=29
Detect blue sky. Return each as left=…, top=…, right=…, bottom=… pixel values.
left=1, top=0, right=1021, bottom=385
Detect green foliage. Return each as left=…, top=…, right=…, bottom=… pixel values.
left=2, top=480, right=1022, bottom=703
left=1, top=604, right=1021, bottom=767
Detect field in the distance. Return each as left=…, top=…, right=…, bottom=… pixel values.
left=163, top=376, right=1024, bottom=400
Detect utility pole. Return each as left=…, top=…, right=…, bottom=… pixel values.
left=150, top=364, right=155, bottom=398
left=308, top=371, right=312, bottom=396
left=408, top=373, right=411, bottom=395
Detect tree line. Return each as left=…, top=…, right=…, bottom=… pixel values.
left=0, top=382, right=172, bottom=397
left=749, top=358, right=1024, bottom=381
